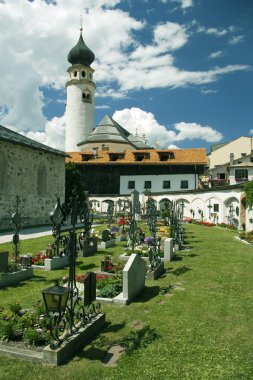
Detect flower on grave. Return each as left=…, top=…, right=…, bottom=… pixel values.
left=145, top=236, right=153, bottom=245
left=32, top=253, right=49, bottom=266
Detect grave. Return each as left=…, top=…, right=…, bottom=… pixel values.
left=98, top=229, right=115, bottom=249
left=146, top=261, right=164, bottom=280
left=113, top=253, right=146, bottom=305
left=78, top=235, right=98, bottom=257
left=32, top=255, right=69, bottom=270
left=163, top=238, right=175, bottom=261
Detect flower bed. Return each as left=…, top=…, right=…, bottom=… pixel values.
left=0, top=302, right=50, bottom=347
left=68, top=273, right=123, bottom=299
left=32, top=253, right=69, bottom=271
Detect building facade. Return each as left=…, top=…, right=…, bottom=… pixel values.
left=0, top=125, right=66, bottom=229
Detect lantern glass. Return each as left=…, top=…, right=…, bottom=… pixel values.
left=42, top=284, right=69, bottom=314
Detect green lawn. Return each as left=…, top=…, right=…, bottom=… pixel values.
left=1, top=224, right=253, bottom=380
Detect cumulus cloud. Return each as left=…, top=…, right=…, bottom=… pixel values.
left=0, top=0, right=249, bottom=149
left=113, top=107, right=223, bottom=148
left=26, top=115, right=66, bottom=151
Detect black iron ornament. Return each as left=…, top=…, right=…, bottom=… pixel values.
left=146, top=193, right=161, bottom=271
left=4, top=196, right=29, bottom=271
left=43, top=189, right=99, bottom=349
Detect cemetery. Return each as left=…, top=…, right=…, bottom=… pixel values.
left=0, top=188, right=253, bottom=378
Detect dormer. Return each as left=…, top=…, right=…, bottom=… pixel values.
left=108, top=152, right=125, bottom=161
left=81, top=153, right=93, bottom=161
left=158, top=151, right=175, bottom=161
left=133, top=152, right=150, bottom=161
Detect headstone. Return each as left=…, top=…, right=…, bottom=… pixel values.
left=79, top=236, right=98, bottom=257
left=0, top=251, right=9, bottom=273
left=102, top=230, right=111, bottom=242
left=98, top=229, right=115, bottom=249
left=122, top=254, right=146, bottom=302
left=164, top=238, right=174, bottom=261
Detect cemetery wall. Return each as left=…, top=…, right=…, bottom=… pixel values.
left=0, top=140, right=65, bottom=229
left=89, top=187, right=249, bottom=230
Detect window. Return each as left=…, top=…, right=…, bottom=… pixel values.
left=134, top=152, right=150, bottom=161
left=144, top=181, right=152, bottom=189
left=158, top=152, right=175, bottom=161
left=81, top=70, right=86, bottom=78
left=235, top=169, right=248, bottom=179
left=218, top=173, right=225, bottom=179
left=128, top=181, right=135, bottom=189
left=74, top=71, right=77, bottom=77
left=163, top=180, right=170, bottom=189
left=180, top=180, right=188, bottom=189
left=82, top=90, right=92, bottom=103
left=213, top=204, right=219, bottom=212
left=109, top=153, right=125, bottom=161
left=89, top=73, right=92, bottom=80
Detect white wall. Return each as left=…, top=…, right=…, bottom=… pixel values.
left=209, top=137, right=253, bottom=169
left=120, top=174, right=197, bottom=194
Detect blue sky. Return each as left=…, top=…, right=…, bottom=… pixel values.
left=0, top=0, right=252, bottom=153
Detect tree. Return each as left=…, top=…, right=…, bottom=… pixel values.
left=65, top=162, right=85, bottom=205
left=244, top=181, right=253, bottom=209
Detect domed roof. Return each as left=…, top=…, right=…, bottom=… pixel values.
left=67, top=32, right=95, bottom=67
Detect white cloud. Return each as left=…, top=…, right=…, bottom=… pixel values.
left=25, top=115, right=66, bottom=151
left=229, top=35, right=244, bottom=45
left=209, top=50, right=223, bottom=59
left=0, top=0, right=249, bottom=148
left=160, top=0, right=193, bottom=9
left=95, top=105, right=111, bottom=109
left=113, top=107, right=223, bottom=148
left=205, top=27, right=228, bottom=37
left=173, top=122, right=223, bottom=142
left=201, top=89, right=218, bottom=95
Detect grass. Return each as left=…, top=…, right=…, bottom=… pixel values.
left=1, top=223, right=253, bottom=379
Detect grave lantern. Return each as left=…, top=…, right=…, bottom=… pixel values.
left=42, top=282, right=69, bottom=316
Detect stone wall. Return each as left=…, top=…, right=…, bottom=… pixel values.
left=0, top=140, right=65, bottom=229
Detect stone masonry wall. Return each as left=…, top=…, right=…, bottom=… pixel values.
left=0, top=140, right=65, bottom=229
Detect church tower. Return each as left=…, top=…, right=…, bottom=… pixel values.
left=65, top=29, right=95, bottom=152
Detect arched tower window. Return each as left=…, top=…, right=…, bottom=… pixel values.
left=82, top=89, right=92, bottom=104
left=81, top=70, right=86, bottom=78
left=0, top=149, right=7, bottom=194
left=37, top=162, right=47, bottom=196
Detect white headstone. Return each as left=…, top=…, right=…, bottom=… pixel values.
left=122, top=253, right=146, bottom=301
left=112, top=253, right=146, bottom=304
left=164, top=238, right=174, bottom=261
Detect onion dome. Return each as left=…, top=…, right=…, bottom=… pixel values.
left=67, top=32, right=95, bottom=67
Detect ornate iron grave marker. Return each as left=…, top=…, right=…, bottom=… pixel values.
left=146, top=193, right=161, bottom=271
left=44, top=189, right=100, bottom=349
left=4, top=196, right=29, bottom=271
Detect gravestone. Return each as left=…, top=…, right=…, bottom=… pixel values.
left=113, top=253, right=146, bottom=304
left=164, top=238, right=175, bottom=261
left=0, top=251, right=9, bottom=273
left=79, top=236, right=98, bottom=257
left=102, top=230, right=110, bottom=242
left=98, top=229, right=115, bottom=249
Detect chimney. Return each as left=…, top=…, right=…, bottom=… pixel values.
left=93, top=147, right=99, bottom=159
left=230, top=153, right=234, bottom=166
